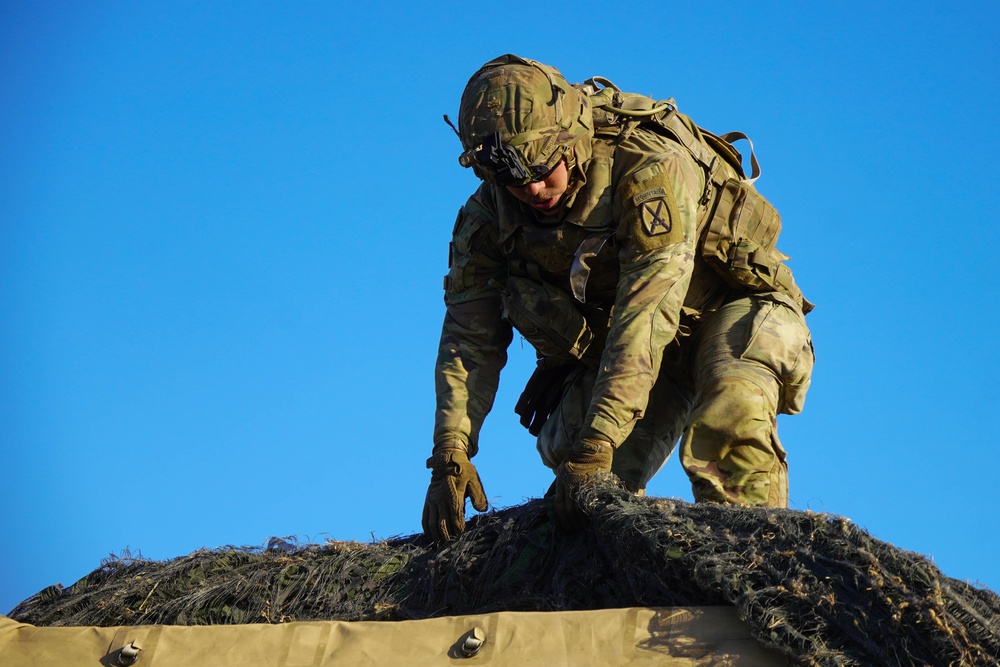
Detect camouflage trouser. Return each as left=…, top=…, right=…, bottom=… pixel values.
left=535, top=292, right=814, bottom=507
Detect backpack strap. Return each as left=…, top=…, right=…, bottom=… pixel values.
left=718, top=131, right=761, bottom=184
left=584, top=77, right=760, bottom=185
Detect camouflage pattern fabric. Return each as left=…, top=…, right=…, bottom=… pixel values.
left=535, top=293, right=813, bottom=506
left=535, top=363, right=691, bottom=493
left=680, top=293, right=813, bottom=506
left=434, top=58, right=813, bottom=509
left=456, top=55, right=593, bottom=185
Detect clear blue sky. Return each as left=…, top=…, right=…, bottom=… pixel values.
left=3, top=1, right=998, bottom=615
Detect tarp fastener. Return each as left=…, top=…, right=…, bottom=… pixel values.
left=461, top=627, right=486, bottom=657
left=117, top=640, right=142, bottom=666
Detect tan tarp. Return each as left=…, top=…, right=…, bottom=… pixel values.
left=1, top=606, right=789, bottom=666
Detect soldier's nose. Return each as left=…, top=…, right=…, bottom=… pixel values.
left=524, top=180, right=544, bottom=195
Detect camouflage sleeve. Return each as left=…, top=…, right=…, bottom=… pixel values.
left=584, top=142, right=705, bottom=446
left=433, top=190, right=512, bottom=456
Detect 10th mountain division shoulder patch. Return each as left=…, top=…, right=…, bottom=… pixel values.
left=628, top=185, right=684, bottom=251
left=640, top=198, right=673, bottom=236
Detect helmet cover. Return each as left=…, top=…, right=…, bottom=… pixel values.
left=456, top=55, right=593, bottom=185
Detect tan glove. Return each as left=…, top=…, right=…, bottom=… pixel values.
left=422, top=448, right=488, bottom=542
left=553, top=436, right=614, bottom=532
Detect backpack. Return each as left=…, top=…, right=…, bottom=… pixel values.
left=580, top=78, right=812, bottom=313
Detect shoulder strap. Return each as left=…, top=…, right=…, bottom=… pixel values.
left=717, top=131, right=761, bottom=184
left=583, top=77, right=762, bottom=186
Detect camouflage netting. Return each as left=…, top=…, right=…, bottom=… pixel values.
left=9, top=484, right=1000, bottom=666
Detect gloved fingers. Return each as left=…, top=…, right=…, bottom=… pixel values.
left=542, top=376, right=566, bottom=412
left=551, top=439, right=614, bottom=532
left=421, top=495, right=433, bottom=538
left=553, top=477, right=586, bottom=533
left=522, top=369, right=544, bottom=395
left=514, top=386, right=531, bottom=418
left=515, top=386, right=545, bottom=430
left=516, top=366, right=565, bottom=433
left=434, top=511, right=452, bottom=543
left=533, top=366, right=575, bottom=435
left=465, top=469, right=489, bottom=512
left=444, top=477, right=466, bottom=538
left=515, top=370, right=543, bottom=415
left=515, top=398, right=535, bottom=430
left=424, top=449, right=489, bottom=542
left=423, top=475, right=466, bottom=543
left=527, top=408, right=548, bottom=436
left=446, top=510, right=464, bottom=540
left=422, top=496, right=451, bottom=543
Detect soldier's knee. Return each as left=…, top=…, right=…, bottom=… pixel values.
left=681, top=376, right=788, bottom=507
left=688, top=377, right=772, bottom=451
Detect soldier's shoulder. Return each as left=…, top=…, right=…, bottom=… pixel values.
left=461, top=182, right=500, bottom=220
left=610, top=128, right=693, bottom=186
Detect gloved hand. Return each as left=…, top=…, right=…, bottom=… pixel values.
left=553, top=436, right=614, bottom=532
left=514, top=361, right=576, bottom=436
left=422, top=448, right=488, bottom=543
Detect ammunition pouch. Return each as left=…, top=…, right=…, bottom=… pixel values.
left=491, top=277, right=593, bottom=361
left=702, top=178, right=813, bottom=313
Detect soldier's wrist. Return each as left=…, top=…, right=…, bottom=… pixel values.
left=579, top=425, right=615, bottom=447
left=432, top=435, right=471, bottom=456
left=426, top=448, right=473, bottom=472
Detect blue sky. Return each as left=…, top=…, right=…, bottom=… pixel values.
left=2, top=1, right=998, bottom=615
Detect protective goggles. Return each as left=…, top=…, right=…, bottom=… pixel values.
left=462, top=132, right=561, bottom=186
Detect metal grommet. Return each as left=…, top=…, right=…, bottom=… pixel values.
left=461, top=626, right=486, bottom=657
left=117, top=640, right=142, bottom=666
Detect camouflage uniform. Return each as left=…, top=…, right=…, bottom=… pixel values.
left=429, top=56, right=813, bottom=529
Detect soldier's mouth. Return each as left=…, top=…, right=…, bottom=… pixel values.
left=532, top=195, right=559, bottom=210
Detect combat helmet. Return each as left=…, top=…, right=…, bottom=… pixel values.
left=453, top=55, right=593, bottom=186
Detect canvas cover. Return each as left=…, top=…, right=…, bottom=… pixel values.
left=0, top=606, right=788, bottom=666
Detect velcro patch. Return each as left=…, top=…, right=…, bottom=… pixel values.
left=618, top=162, right=684, bottom=252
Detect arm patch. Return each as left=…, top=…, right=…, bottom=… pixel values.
left=617, top=162, right=685, bottom=252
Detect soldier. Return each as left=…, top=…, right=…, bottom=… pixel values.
left=422, top=55, right=815, bottom=541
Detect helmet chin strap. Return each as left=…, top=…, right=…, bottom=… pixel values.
left=563, top=144, right=588, bottom=200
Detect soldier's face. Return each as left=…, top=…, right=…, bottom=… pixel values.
left=505, top=160, right=569, bottom=213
